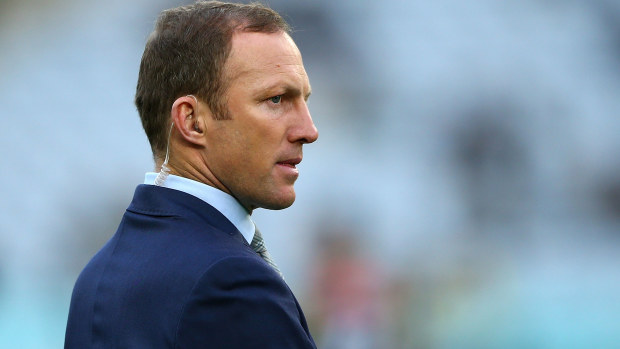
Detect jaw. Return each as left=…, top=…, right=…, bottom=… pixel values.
left=238, top=176, right=297, bottom=211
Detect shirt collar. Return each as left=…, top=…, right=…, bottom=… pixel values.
left=144, top=172, right=255, bottom=244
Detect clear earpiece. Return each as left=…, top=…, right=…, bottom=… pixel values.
left=154, top=122, right=174, bottom=186
left=154, top=95, right=197, bottom=186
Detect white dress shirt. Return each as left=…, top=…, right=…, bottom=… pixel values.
left=144, top=172, right=255, bottom=244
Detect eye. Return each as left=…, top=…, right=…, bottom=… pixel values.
left=269, top=95, right=282, bottom=104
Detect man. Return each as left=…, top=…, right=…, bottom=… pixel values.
left=65, top=1, right=318, bottom=348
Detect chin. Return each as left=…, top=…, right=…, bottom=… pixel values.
left=262, top=198, right=296, bottom=210
left=259, top=190, right=296, bottom=210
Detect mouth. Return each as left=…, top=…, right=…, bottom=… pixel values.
left=276, top=157, right=302, bottom=169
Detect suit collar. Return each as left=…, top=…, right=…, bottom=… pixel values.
left=143, top=173, right=255, bottom=244
left=127, top=184, right=248, bottom=246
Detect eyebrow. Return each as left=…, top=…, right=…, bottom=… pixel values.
left=259, top=80, right=312, bottom=101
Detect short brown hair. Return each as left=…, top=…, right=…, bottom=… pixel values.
left=135, top=1, right=290, bottom=159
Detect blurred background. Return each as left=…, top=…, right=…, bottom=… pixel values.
left=1, top=0, right=619, bottom=347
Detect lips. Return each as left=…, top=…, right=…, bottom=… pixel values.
left=276, top=157, right=302, bottom=168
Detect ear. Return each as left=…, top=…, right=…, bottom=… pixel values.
left=171, top=95, right=207, bottom=146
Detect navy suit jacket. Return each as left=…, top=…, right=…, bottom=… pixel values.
left=65, top=184, right=316, bottom=348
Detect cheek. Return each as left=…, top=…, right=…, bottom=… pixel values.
left=211, top=119, right=285, bottom=176
left=238, top=128, right=281, bottom=162
left=223, top=136, right=271, bottom=178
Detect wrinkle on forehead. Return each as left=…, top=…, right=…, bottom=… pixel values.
left=224, top=31, right=308, bottom=87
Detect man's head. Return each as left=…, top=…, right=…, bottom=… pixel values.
left=135, top=1, right=290, bottom=160
left=136, top=1, right=318, bottom=212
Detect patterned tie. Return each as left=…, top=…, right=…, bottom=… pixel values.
left=250, top=226, right=283, bottom=278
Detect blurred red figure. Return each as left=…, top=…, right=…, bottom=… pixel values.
left=310, top=231, right=385, bottom=349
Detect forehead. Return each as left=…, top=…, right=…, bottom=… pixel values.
left=224, top=31, right=309, bottom=91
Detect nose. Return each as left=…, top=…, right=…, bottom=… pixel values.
left=289, top=102, right=318, bottom=144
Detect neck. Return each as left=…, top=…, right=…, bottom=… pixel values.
left=160, top=149, right=254, bottom=213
